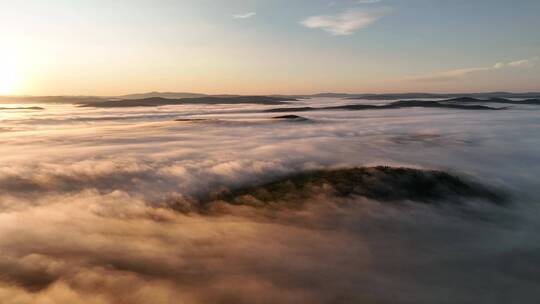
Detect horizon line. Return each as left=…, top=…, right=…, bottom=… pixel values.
left=3, top=90, right=540, bottom=98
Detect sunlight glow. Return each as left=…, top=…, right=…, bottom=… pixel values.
left=0, top=49, right=22, bottom=95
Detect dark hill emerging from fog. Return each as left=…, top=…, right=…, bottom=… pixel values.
left=272, top=115, right=311, bottom=121
left=212, top=166, right=505, bottom=208
left=81, top=96, right=297, bottom=107
left=443, top=97, right=540, bottom=105
left=265, top=99, right=507, bottom=113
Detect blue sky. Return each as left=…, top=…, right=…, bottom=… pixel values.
left=1, top=0, right=539, bottom=95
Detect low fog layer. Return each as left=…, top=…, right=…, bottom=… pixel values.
left=0, top=98, right=539, bottom=303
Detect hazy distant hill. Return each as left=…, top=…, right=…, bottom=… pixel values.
left=0, top=96, right=106, bottom=104
left=339, top=92, right=540, bottom=100
left=118, top=92, right=208, bottom=99
left=82, top=96, right=297, bottom=107
left=307, top=93, right=448, bottom=99
left=3, top=92, right=540, bottom=105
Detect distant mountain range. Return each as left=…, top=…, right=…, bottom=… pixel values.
left=312, top=92, right=540, bottom=100
left=81, top=96, right=296, bottom=107
left=264, top=97, right=540, bottom=113
left=2, top=91, right=540, bottom=105
left=117, top=92, right=209, bottom=99
left=119, top=91, right=540, bottom=100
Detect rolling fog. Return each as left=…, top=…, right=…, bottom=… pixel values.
left=0, top=98, right=539, bottom=303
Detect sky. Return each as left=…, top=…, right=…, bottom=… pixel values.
left=1, top=0, right=539, bottom=96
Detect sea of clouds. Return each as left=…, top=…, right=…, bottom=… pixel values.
left=0, top=98, right=539, bottom=303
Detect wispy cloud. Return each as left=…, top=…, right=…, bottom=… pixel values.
left=233, top=12, right=256, bottom=19
left=494, top=58, right=538, bottom=69
left=407, top=57, right=539, bottom=82
left=329, top=0, right=382, bottom=6
left=406, top=67, right=491, bottom=82
left=357, top=0, right=382, bottom=3
left=301, top=7, right=391, bottom=36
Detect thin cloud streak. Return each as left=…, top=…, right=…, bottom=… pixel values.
left=406, top=57, right=539, bottom=82
left=357, top=0, right=382, bottom=3
left=301, top=7, right=391, bottom=36
left=233, top=12, right=256, bottom=19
